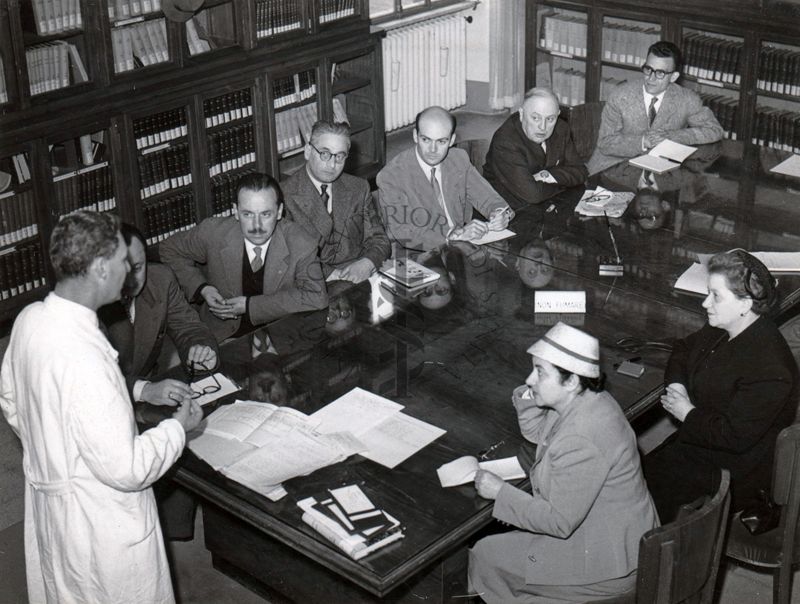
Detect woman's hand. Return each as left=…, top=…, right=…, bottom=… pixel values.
left=474, top=470, right=504, bottom=500
left=661, top=382, right=694, bottom=422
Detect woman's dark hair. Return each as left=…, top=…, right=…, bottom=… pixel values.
left=707, top=250, right=777, bottom=316
left=553, top=365, right=606, bottom=393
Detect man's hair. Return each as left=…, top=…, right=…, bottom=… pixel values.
left=414, top=107, right=457, bottom=135
left=647, top=40, right=682, bottom=72
left=120, top=222, right=146, bottom=250
left=553, top=365, right=606, bottom=393
left=708, top=250, right=778, bottom=316
left=522, top=87, right=560, bottom=108
left=310, top=120, right=351, bottom=145
left=235, top=172, right=284, bottom=206
left=49, top=211, right=120, bottom=281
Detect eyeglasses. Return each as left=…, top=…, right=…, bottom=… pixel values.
left=188, top=361, right=221, bottom=399
left=641, top=65, right=674, bottom=80
left=309, top=142, right=348, bottom=163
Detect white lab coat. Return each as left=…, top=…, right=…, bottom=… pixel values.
left=0, top=293, right=186, bottom=604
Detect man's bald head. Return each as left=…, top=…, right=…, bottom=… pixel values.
left=413, top=106, right=457, bottom=167
left=519, top=88, right=561, bottom=144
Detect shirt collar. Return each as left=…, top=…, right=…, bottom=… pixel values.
left=305, top=166, right=331, bottom=195
left=642, top=85, right=667, bottom=106
left=244, top=236, right=271, bottom=262
left=415, top=149, right=439, bottom=180
left=48, top=291, right=99, bottom=328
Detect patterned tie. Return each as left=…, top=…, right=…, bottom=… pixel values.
left=648, top=96, right=658, bottom=126
left=320, top=184, right=330, bottom=214
left=430, top=167, right=453, bottom=227
left=251, top=246, right=263, bottom=272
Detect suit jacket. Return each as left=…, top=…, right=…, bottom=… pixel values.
left=281, top=169, right=390, bottom=276
left=159, top=218, right=328, bottom=341
left=483, top=115, right=587, bottom=210
left=376, top=147, right=510, bottom=252
left=489, top=386, right=658, bottom=587
left=99, top=263, right=218, bottom=394
left=587, top=80, right=724, bottom=174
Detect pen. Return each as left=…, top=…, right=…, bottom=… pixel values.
left=478, top=439, right=505, bottom=460
left=604, top=211, right=622, bottom=264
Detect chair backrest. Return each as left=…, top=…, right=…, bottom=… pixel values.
left=771, top=423, right=800, bottom=564
left=635, top=469, right=731, bottom=604
left=567, top=101, right=605, bottom=162
left=453, top=138, right=490, bottom=176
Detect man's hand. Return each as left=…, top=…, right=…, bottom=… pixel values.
left=533, top=170, right=557, bottom=184
left=474, top=469, right=505, bottom=500
left=172, top=398, right=203, bottom=432
left=201, top=286, right=234, bottom=320
left=141, top=378, right=194, bottom=406
left=488, top=208, right=512, bottom=231
left=643, top=130, right=667, bottom=150
left=221, top=296, right=247, bottom=318
left=186, top=345, right=217, bottom=371
left=450, top=219, right=489, bottom=242
left=334, top=258, right=376, bottom=284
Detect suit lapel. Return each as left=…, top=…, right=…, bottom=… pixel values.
left=297, top=170, right=333, bottom=242
left=218, top=225, right=244, bottom=295
left=262, top=222, right=289, bottom=294
left=133, top=280, right=162, bottom=372
left=439, top=159, right=465, bottom=225
left=653, top=84, right=677, bottom=128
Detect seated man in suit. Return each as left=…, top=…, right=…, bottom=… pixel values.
left=376, top=106, right=513, bottom=253
left=469, top=323, right=658, bottom=602
left=282, top=120, right=390, bottom=283
left=484, top=87, right=587, bottom=211
left=160, top=172, right=328, bottom=343
left=588, top=40, right=724, bottom=174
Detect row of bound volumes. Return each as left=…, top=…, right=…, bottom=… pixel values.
left=682, top=33, right=743, bottom=86
left=553, top=67, right=585, bottom=108
left=318, top=0, right=356, bottom=23
left=538, top=11, right=587, bottom=58
left=0, top=190, right=38, bottom=247
left=32, top=0, right=83, bottom=35
left=204, top=90, right=253, bottom=129
left=0, top=245, right=46, bottom=301
left=698, top=93, right=739, bottom=140
left=273, top=70, right=317, bottom=108
left=208, top=124, right=256, bottom=177
left=52, top=163, right=116, bottom=217
left=143, top=192, right=196, bottom=244
left=0, top=62, right=8, bottom=104
left=107, top=0, right=163, bottom=21
left=111, top=19, right=169, bottom=73
left=752, top=106, right=800, bottom=152
left=255, top=0, right=302, bottom=39
left=601, top=23, right=660, bottom=67
left=138, top=143, right=192, bottom=199
left=26, top=42, right=88, bottom=96
left=276, top=103, right=318, bottom=154
left=185, top=18, right=213, bottom=56
left=758, top=46, right=800, bottom=97
left=211, top=170, right=255, bottom=216
left=134, top=108, right=188, bottom=149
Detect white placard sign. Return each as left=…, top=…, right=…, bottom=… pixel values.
left=534, top=291, right=586, bottom=314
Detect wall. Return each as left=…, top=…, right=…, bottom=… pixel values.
left=0, top=335, right=24, bottom=532
left=464, top=0, right=494, bottom=111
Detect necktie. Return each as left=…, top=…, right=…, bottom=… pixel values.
left=648, top=96, right=658, bottom=126
left=320, top=184, right=330, bottom=214
left=430, top=167, right=453, bottom=227
left=251, top=246, right=263, bottom=272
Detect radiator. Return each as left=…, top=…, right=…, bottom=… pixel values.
left=382, top=14, right=467, bottom=131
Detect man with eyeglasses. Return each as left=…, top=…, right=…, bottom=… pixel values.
left=377, top=106, right=513, bottom=253
left=588, top=40, right=723, bottom=174
left=484, top=87, right=588, bottom=211
left=281, top=120, right=390, bottom=284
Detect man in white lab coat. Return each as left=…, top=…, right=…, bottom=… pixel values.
left=0, top=211, right=203, bottom=603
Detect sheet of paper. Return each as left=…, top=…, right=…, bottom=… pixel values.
left=437, top=456, right=480, bottom=487
left=186, top=432, right=255, bottom=470
left=649, top=139, right=696, bottom=163
left=311, top=387, right=404, bottom=437
left=628, top=153, right=680, bottom=174
left=357, top=412, right=446, bottom=469
left=674, top=262, right=709, bottom=295
left=191, top=373, right=240, bottom=406
left=770, top=154, right=800, bottom=178
left=574, top=188, right=634, bottom=218
left=479, top=457, right=526, bottom=480
left=534, top=290, right=586, bottom=313
left=473, top=228, right=516, bottom=245
left=202, top=401, right=278, bottom=441
left=243, top=406, right=316, bottom=447
left=330, top=485, right=375, bottom=515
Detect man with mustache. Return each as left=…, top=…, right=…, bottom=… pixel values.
left=160, top=172, right=328, bottom=343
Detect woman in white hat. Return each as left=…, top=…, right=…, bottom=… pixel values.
left=468, top=322, right=658, bottom=603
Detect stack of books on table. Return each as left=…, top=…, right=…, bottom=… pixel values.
left=298, top=484, right=404, bottom=560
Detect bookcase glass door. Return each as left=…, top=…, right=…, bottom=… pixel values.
left=752, top=39, right=800, bottom=152
left=269, top=66, right=320, bottom=180
left=0, top=5, right=13, bottom=107
left=132, top=106, right=197, bottom=245
left=599, top=14, right=661, bottom=101
left=0, top=148, right=47, bottom=307
left=185, top=1, right=238, bottom=56
left=107, top=0, right=172, bottom=75
left=254, top=0, right=306, bottom=41
left=680, top=26, right=744, bottom=142
left=534, top=4, right=587, bottom=108
left=318, top=0, right=359, bottom=25
left=203, top=86, right=257, bottom=217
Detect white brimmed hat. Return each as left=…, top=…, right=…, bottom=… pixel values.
left=527, top=322, right=600, bottom=378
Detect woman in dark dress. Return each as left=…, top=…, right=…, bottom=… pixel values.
left=645, top=250, right=798, bottom=522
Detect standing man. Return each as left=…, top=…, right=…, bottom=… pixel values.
left=282, top=120, right=390, bottom=283
left=160, top=172, right=328, bottom=343
left=377, top=106, right=513, bottom=253
left=0, top=211, right=202, bottom=603
left=588, top=40, right=723, bottom=174
left=484, top=87, right=588, bottom=210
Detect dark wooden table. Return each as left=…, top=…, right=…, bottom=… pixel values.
left=172, top=140, right=800, bottom=603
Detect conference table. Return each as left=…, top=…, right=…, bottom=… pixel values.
left=170, top=140, right=800, bottom=603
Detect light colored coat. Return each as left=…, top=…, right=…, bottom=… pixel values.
left=0, top=293, right=185, bottom=603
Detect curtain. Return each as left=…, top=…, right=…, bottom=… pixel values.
left=489, top=0, right=526, bottom=110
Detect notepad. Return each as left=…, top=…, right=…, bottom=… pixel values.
left=629, top=139, right=697, bottom=174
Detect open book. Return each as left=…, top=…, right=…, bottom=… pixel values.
left=629, top=139, right=696, bottom=174
left=436, top=455, right=526, bottom=487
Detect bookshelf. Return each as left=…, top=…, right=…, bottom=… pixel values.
left=368, top=0, right=467, bottom=21
left=0, top=0, right=382, bottom=326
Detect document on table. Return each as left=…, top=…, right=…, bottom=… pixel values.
left=191, top=373, right=240, bottom=406
left=437, top=455, right=526, bottom=487
left=357, top=412, right=446, bottom=469
left=311, top=387, right=404, bottom=436
left=770, top=154, right=800, bottom=178
left=629, top=139, right=696, bottom=174
left=472, top=228, right=516, bottom=245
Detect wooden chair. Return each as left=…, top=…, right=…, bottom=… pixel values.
left=725, top=424, right=800, bottom=604
left=453, top=138, right=491, bottom=176
left=596, top=469, right=731, bottom=604
left=567, top=101, right=605, bottom=163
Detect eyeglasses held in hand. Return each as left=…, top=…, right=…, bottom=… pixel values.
left=641, top=65, right=674, bottom=80
left=309, top=142, right=348, bottom=163
left=188, top=361, right=221, bottom=399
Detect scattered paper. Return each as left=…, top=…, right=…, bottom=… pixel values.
left=191, top=373, right=240, bottom=406
left=473, top=228, right=516, bottom=245
left=357, top=412, right=446, bottom=469
left=770, top=154, right=800, bottom=178
left=311, top=387, right=404, bottom=437
left=437, top=455, right=526, bottom=487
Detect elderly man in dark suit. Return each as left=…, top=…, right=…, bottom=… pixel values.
left=282, top=120, right=390, bottom=283
left=588, top=40, right=723, bottom=174
left=484, top=87, right=587, bottom=211
left=160, top=172, right=328, bottom=343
